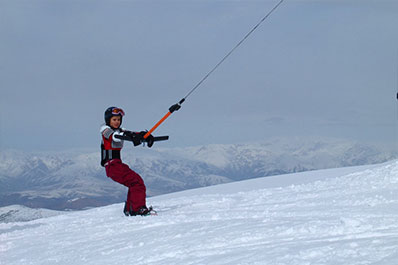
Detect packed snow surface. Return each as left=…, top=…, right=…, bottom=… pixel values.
left=1, top=160, right=398, bottom=265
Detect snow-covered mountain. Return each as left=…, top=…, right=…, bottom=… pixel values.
left=1, top=160, right=397, bottom=265
left=0, top=138, right=396, bottom=210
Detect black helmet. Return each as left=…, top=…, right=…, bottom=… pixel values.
left=104, top=107, right=125, bottom=127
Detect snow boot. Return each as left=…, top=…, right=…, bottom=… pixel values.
left=130, top=206, right=156, bottom=216
left=123, top=201, right=132, bottom=216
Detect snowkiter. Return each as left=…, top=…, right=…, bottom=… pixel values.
left=100, top=106, right=155, bottom=216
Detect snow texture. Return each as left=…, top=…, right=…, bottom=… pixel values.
left=0, top=205, right=62, bottom=223
left=1, top=160, right=397, bottom=265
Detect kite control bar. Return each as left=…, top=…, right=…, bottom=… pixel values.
left=115, top=131, right=169, bottom=147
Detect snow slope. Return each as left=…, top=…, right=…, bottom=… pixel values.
left=0, top=205, right=62, bottom=223
left=1, top=160, right=398, bottom=265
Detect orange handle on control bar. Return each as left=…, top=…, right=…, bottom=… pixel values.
left=143, top=111, right=172, bottom=139
left=143, top=101, right=184, bottom=139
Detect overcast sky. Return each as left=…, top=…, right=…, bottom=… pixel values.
left=1, top=0, right=397, bottom=151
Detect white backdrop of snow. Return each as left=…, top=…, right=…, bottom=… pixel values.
left=1, top=160, right=398, bottom=265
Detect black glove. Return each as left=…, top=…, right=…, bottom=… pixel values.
left=145, top=134, right=155, bottom=148
left=139, top=131, right=154, bottom=148
left=124, top=131, right=144, bottom=146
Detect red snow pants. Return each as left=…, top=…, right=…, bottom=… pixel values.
left=105, top=159, right=146, bottom=212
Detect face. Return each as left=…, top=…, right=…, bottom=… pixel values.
left=110, top=116, right=121, bottom=129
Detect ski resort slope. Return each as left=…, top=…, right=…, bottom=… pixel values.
left=1, top=160, right=398, bottom=265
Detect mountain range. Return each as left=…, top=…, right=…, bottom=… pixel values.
left=1, top=137, right=396, bottom=210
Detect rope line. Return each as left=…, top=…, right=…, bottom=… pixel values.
left=182, top=0, right=285, bottom=101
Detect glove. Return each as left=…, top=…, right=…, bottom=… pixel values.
left=145, top=134, right=155, bottom=148
left=139, top=131, right=154, bottom=148
left=124, top=131, right=144, bottom=146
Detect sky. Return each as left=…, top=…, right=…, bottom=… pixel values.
left=1, top=0, right=397, bottom=151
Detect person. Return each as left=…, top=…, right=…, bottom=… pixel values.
left=100, top=106, right=155, bottom=216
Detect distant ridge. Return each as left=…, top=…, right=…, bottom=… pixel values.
left=1, top=138, right=396, bottom=210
